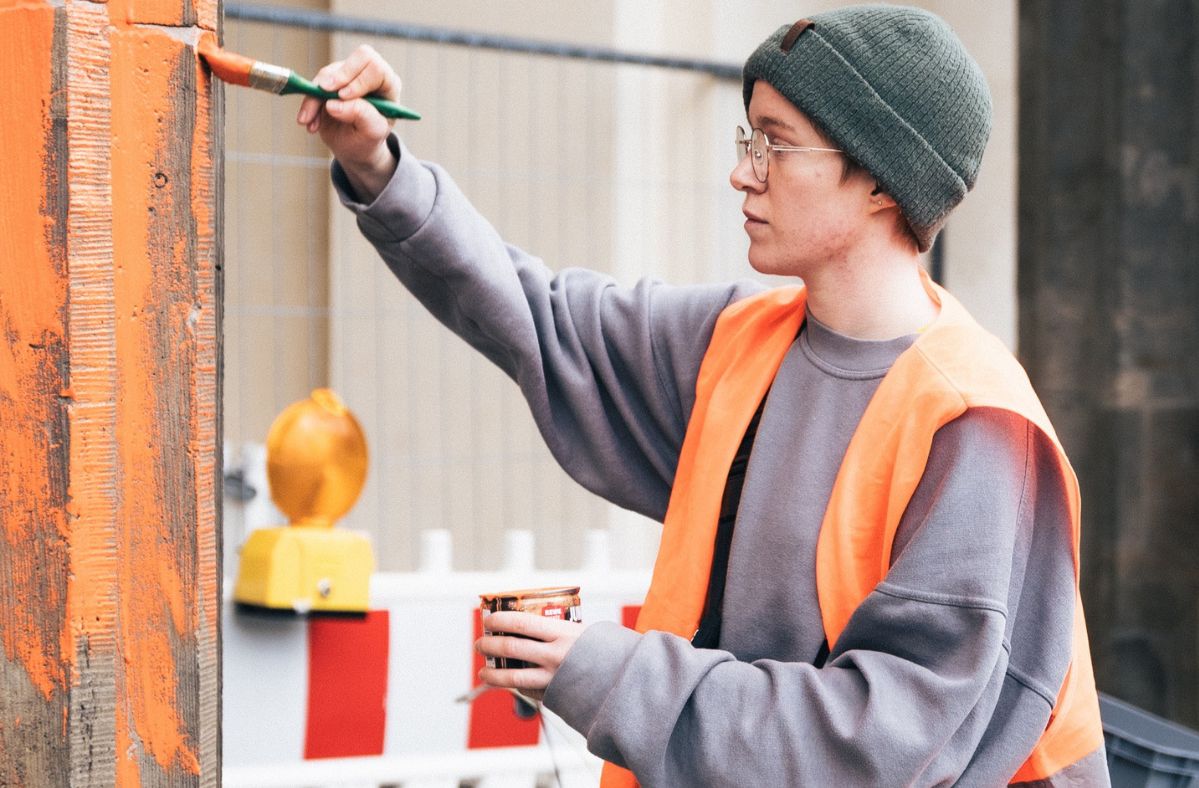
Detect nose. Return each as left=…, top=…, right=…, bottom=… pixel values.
left=730, top=153, right=765, bottom=194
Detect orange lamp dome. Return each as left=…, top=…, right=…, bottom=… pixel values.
left=265, top=388, right=367, bottom=527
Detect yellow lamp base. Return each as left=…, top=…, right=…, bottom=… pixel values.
left=234, top=526, right=375, bottom=614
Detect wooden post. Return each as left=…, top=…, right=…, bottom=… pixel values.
left=1020, top=0, right=1199, bottom=726
left=0, top=0, right=222, bottom=783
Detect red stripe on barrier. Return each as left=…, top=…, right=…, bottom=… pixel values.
left=467, top=608, right=541, bottom=749
left=304, top=611, right=390, bottom=759
left=622, top=605, right=642, bottom=630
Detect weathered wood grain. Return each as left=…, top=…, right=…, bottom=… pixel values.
left=0, top=0, right=221, bottom=783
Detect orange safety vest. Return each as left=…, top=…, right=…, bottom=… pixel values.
left=600, top=275, right=1103, bottom=787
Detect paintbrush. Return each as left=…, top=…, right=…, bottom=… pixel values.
left=198, top=36, right=421, bottom=121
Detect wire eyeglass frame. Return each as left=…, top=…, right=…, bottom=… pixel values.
left=735, top=125, right=843, bottom=183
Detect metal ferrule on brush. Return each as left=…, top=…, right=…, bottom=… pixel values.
left=248, top=62, right=291, bottom=94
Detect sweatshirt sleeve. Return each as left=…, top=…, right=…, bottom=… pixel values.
left=543, top=409, right=1078, bottom=787
left=332, top=136, right=760, bottom=520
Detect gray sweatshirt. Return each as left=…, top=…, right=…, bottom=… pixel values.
left=334, top=137, right=1109, bottom=787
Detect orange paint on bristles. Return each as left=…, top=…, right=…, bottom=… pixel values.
left=196, top=33, right=254, bottom=87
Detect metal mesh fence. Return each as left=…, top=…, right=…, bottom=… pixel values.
left=221, top=6, right=751, bottom=573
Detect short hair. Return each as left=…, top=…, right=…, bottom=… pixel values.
left=799, top=115, right=922, bottom=253
left=837, top=155, right=921, bottom=251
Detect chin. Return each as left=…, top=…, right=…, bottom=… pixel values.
left=748, top=250, right=803, bottom=279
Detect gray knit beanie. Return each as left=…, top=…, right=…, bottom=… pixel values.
left=742, top=5, right=992, bottom=251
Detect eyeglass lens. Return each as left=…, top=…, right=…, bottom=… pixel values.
left=735, top=126, right=768, bottom=182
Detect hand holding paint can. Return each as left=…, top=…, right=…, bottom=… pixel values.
left=479, top=586, right=582, bottom=670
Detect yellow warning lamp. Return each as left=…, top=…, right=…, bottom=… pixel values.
left=234, top=388, right=375, bottom=614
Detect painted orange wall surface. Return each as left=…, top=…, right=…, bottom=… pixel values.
left=0, top=4, right=71, bottom=705
left=0, top=0, right=220, bottom=782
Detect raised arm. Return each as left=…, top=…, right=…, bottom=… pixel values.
left=302, top=46, right=760, bottom=519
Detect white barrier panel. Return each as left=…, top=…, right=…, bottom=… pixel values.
left=223, top=745, right=599, bottom=788
left=223, top=529, right=650, bottom=786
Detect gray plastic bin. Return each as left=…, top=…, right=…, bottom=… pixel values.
left=1101, top=693, right=1199, bottom=787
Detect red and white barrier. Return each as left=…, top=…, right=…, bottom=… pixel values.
left=223, top=529, right=650, bottom=787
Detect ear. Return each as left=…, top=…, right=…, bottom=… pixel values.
left=868, top=183, right=898, bottom=214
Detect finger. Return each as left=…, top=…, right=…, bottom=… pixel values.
left=318, top=45, right=386, bottom=98
left=341, top=65, right=401, bottom=103
left=318, top=45, right=372, bottom=90
left=476, top=634, right=561, bottom=668
left=299, top=61, right=344, bottom=126
left=332, top=45, right=400, bottom=101
left=328, top=44, right=393, bottom=100
left=479, top=666, right=554, bottom=692
left=297, top=95, right=324, bottom=129
left=311, top=60, right=346, bottom=94
left=324, top=97, right=391, bottom=138
left=483, top=611, right=580, bottom=640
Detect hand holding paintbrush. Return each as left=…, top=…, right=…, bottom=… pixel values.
left=294, top=45, right=412, bottom=204
left=198, top=35, right=420, bottom=121
left=200, top=38, right=416, bottom=202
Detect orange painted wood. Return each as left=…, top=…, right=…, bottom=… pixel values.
left=0, top=1, right=221, bottom=784
left=0, top=7, right=72, bottom=783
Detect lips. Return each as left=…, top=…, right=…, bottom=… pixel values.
left=743, top=208, right=767, bottom=224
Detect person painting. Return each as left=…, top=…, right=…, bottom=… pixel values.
left=298, top=5, right=1109, bottom=785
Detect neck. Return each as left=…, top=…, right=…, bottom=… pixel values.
left=801, top=243, right=937, bottom=340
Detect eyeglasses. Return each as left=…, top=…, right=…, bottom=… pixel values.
left=735, top=125, right=843, bottom=183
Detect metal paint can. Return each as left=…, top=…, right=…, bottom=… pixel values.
left=479, top=586, right=582, bottom=669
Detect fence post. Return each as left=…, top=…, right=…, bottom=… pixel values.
left=0, top=0, right=223, bottom=783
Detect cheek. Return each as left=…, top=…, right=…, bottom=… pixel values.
left=775, top=176, right=855, bottom=230
left=770, top=190, right=833, bottom=232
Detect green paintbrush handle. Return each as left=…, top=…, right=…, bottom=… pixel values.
left=283, top=72, right=422, bottom=121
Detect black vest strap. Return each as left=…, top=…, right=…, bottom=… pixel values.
left=686, top=370, right=832, bottom=667
left=690, top=395, right=767, bottom=650
left=813, top=637, right=830, bottom=668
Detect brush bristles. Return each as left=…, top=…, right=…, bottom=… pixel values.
left=197, top=40, right=257, bottom=88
